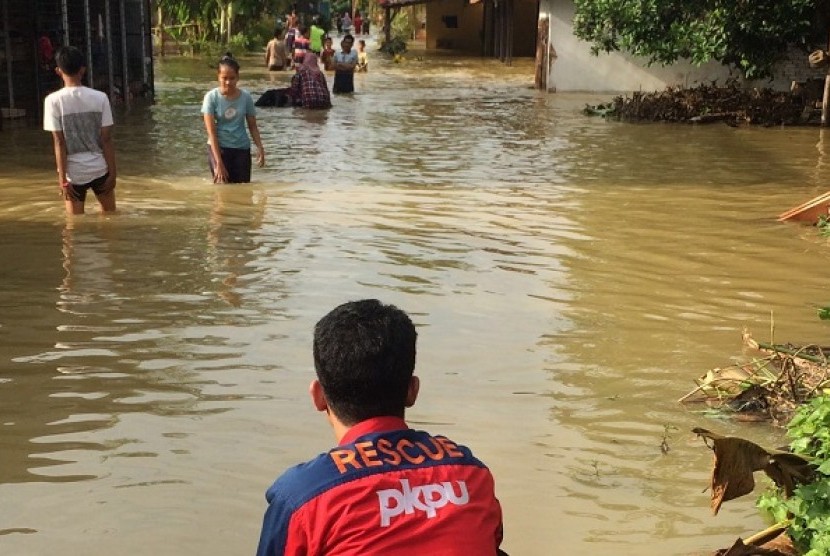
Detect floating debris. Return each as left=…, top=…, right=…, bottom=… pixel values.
left=679, top=331, right=830, bottom=426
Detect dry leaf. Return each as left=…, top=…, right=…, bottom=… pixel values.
left=716, top=537, right=796, bottom=556
left=693, top=428, right=771, bottom=514
left=693, top=428, right=816, bottom=513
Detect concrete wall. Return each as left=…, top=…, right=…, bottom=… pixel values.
left=542, top=0, right=826, bottom=92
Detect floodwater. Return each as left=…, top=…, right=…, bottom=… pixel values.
left=2, top=46, right=830, bottom=556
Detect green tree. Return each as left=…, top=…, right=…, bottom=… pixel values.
left=156, top=0, right=272, bottom=44
left=572, top=0, right=821, bottom=79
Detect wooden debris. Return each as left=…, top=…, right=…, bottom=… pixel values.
left=777, top=190, right=830, bottom=222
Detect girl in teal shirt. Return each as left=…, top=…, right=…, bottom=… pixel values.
left=201, top=54, right=265, bottom=183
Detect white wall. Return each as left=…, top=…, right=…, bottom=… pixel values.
left=544, top=0, right=733, bottom=92
left=542, top=0, right=821, bottom=93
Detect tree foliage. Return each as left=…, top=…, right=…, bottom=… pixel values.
left=572, top=0, right=819, bottom=79
left=157, top=0, right=284, bottom=48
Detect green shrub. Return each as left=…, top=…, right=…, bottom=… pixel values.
left=818, top=215, right=830, bottom=238
left=228, top=32, right=252, bottom=52
left=758, top=395, right=830, bottom=555
left=246, top=18, right=275, bottom=51
left=379, top=37, right=407, bottom=56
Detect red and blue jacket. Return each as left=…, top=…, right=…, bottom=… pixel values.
left=256, top=416, right=503, bottom=555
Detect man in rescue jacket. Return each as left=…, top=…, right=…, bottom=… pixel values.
left=256, top=299, right=504, bottom=555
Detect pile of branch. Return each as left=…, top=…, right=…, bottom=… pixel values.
left=610, top=81, right=805, bottom=126
left=679, top=331, right=830, bottom=426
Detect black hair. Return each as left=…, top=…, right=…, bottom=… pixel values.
left=218, top=52, right=240, bottom=73
left=55, top=46, right=85, bottom=75
left=313, top=300, right=417, bottom=425
left=343, top=34, right=355, bottom=43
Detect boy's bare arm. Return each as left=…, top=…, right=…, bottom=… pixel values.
left=101, top=125, right=117, bottom=187
left=51, top=131, right=68, bottom=187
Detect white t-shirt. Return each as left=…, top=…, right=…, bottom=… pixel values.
left=43, top=86, right=113, bottom=184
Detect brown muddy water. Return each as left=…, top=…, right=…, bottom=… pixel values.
left=2, top=49, right=830, bottom=555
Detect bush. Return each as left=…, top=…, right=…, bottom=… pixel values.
left=758, top=395, right=830, bottom=555
left=379, top=37, right=407, bottom=56
left=228, top=33, right=251, bottom=52
left=246, top=18, right=276, bottom=50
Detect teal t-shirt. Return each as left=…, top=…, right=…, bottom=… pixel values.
left=201, top=88, right=255, bottom=149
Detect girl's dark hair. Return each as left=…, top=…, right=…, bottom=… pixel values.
left=218, top=52, right=240, bottom=72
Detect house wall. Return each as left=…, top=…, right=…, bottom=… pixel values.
left=426, top=0, right=537, bottom=56
left=512, top=0, right=537, bottom=56
left=541, top=0, right=826, bottom=92
left=426, top=0, right=483, bottom=52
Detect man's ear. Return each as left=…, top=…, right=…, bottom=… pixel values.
left=310, top=379, right=328, bottom=412
left=405, top=375, right=420, bottom=407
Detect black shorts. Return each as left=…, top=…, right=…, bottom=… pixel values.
left=207, top=145, right=251, bottom=183
left=269, top=64, right=285, bottom=71
left=333, top=72, right=354, bottom=94
left=63, top=173, right=112, bottom=203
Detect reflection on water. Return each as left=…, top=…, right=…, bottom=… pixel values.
left=1, top=51, right=829, bottom=555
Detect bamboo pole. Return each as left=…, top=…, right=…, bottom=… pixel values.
left=157, top=5, right=164, bottom=57
left=2, top=0, right=13, bottom=109
left=84, top=0, right=93, bottom=88
left=822, top=28, right=830, bottom=126
left=106, top=0, right=114, bottom=99
left=744, top=522, right=790, bottom=546
left=482, top=0, right=492, bottom=56
left=493, top=0, right=504, bottom=60
left=61, top=0, right=69, bottom=45
left=119, top=0, right=129, bottom=107
left=534, top=15, right=544, bottom=88
left=506, top=0, right=513, bottom=66
left=139, top=0, right=148, bottom=87
left=383, top=6, right=390, bottom=45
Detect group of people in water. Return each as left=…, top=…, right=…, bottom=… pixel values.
left=199, top=15, right=372, bottom=185
left=43, top=15, right=373, bottom=213
left=265, top=27, right=368, bottom=102
left=43, top=43, right=508, bottom=556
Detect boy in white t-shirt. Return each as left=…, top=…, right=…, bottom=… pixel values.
left=43, top=45, right=117, bottom=215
